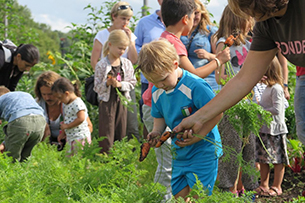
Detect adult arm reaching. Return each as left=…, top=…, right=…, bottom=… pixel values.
left=173, top=48, right=278, bottom=134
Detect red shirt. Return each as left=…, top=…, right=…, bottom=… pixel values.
left=296, top=66, right=305, bottom=76
left=142, top=31, right=188, bottom=107
left=142, top=82, right=154, bottom=107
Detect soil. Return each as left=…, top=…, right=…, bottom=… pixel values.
left=255, top=167, right=305, bottom=202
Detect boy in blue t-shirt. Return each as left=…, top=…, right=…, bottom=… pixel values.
left=137, top=39, right=223, bottom=200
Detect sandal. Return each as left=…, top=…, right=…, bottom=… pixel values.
left=230, top=190, right=239, bottom=197
left=254, top=186, right=269, bottom=196
left=268, top=186, right=282, bottom=197
left=238, top=188, right=245, bottom=196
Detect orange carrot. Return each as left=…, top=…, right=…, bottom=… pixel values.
left=224, top=34, right=237, bottom=47
left=155, top=131, right=174, bottom=148
left=139, top=142, right=151, bottom=162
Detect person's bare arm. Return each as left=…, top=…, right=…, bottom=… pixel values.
left=87, top=116, right=93, bottom=133
left=175, top=113, right=223, bottom=147
left=42, top=124, right=51, bottom=141
left=215, top=42, right=227, bottom=84
left=90, top=39, right=103, bottom=70
left=179, top=47, right=230, bottom=79
left=194, top=49, right=215, bottom=61
left=147, top=117, right=167, bottom=147
left=173, top=48, right=278, bottom=134
left=277, top=52, right=290, bottom=100
left=210, top=33, right=217, bottom=54
left=123, top=27, right=138, bottom=64
left=61, top=110, right=86, bottom=130
left=127, top=40, right=138, bottom=64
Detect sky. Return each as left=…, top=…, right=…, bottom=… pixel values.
left=17, top=0, right=228, bottom=33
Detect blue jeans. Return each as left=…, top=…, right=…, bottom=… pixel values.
left=295, top=75, right=305, bottom=145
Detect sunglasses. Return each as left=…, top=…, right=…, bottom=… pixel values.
left=117, top=5, right=133, bottom=11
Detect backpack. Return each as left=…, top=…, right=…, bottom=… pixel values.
left=0, top=39, right=17, bottom=63
left=85, top=75, right=99, bottom=106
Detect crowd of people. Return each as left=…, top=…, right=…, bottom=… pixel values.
left=0, top=0, right=303, bottom=201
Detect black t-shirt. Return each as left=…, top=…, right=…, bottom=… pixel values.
left=251, top=0, right=305, bottom=66
left=0, top=49, right=6, bottom=69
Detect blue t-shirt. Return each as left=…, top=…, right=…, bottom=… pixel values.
left=151, top=69, right=223, bottom=166
left=0, top=91, right=44, bottom=122
left=134, top=10, right=165, bottom=84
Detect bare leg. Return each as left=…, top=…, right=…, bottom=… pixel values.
left=237, top=168, right=244, bottom=190
left=175, top=186, right=191, bottom=201
left=255, top=162, right=260, bottom=171
left=271, top=163, right=284, bottom=192
left=259, top=163, right=270, bottom=189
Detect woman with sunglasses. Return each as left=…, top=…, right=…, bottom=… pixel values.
left=91, top=2, right=137, bottom=68
left=90, top=1, right=139, bottom=146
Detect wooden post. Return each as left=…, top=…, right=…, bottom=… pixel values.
left=142, top=0, right=148, bottom=17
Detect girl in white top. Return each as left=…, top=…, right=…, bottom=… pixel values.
left=94, top=30, right=136, bottom=154
left=52, top=77, right=91, bottom=154
left=255, top=57, right=289, bottom=197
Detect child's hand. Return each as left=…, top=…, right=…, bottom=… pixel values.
left=260, top=75, right=267, bottom=83
left=106, top=77, right=121, bottom=88
left=0, top=143, right=5, bottom=153
left=112, top=80, right=122, bottom=88
left=106, top=76, right=115, bottom=87
left=216, top=47, right=231, bottom=65
left=147, top=131, right=161, bottom=147
left=60, top=123, right=69, bottom=130
left=175, top=129, right=202, bottom=147
left=194, top=49, right=214, bottom=61
left=57, top=131, right=66, bottom=143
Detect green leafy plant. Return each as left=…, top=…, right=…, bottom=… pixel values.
left=287, top=139, right=305, bottom=173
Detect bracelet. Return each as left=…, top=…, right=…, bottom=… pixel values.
left=284, top=83, right=288, bottom=87
left=214, top=58, right=221, bottom=68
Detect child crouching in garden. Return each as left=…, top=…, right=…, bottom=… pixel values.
left=137, top=39, right=223, bottom=200
left=51, top=78, right=91, bottom=155
left=254, top=57, right=289, bottom=197
left=0, top=86, right=46, bottom=162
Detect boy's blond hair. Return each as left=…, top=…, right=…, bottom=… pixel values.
left=110, top=1, right=133, bottom=21
left=103, top=30, right=130, bottom=57
left=137, top=39, right=179, bottom=80
left=0, top=86, right=10, bottom=96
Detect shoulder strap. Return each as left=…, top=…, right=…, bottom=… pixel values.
left=186, top=25, right=200, bottom=53
left=0, top=40, right=14, bottom=63
left=2, top=46, right=12, bottom=63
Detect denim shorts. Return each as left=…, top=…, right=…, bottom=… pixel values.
left=295, top=75, right=305, bottom=145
